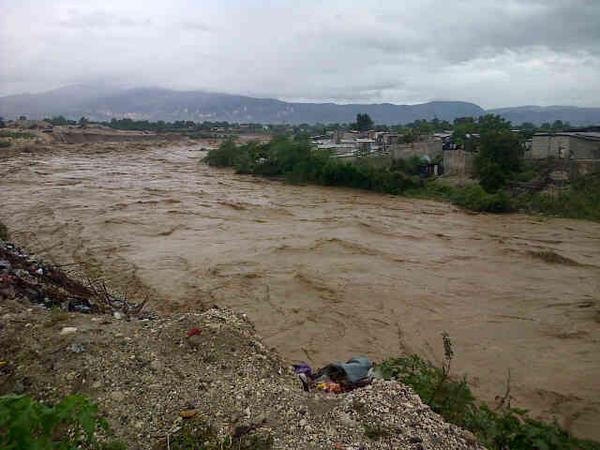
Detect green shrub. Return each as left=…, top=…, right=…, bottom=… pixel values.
left=203, top=138, right=240, bottom=167
left=413, top=182, right=512, bottom=213
left=0, top=130, right=35, bottom=139
left=476, top=159, right=509, bottom=192
left=0, top=394, right=125, bottom=450
left=168, top=417, right=272, bottom=450
left=205, top=137, right=422, bottom=196
left=0, top=139, right=11, bottom=148
left=448, top=184, right=512, bottom=212
left=391, top=154, right=425, bottom=176
left=513, top=174, right=600, bottom=222
left=378, top=336, right=600, bottom=450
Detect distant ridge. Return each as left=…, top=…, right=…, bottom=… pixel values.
left=486, top=105, right=600, bottom=126
left=0, top=85, right=599, bottom=125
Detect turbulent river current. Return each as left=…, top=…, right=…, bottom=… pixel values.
left=1, top=142, right=599, bottom=439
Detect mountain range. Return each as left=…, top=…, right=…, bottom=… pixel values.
left=1, top=85, right=599, bottom=126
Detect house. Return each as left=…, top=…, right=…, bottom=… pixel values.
left=527, top=131, right=600, bottom=179
left=528, top=131, right=600, bottom=161
left=356, top=138, right=376, bottom=155
left=313, top=130, right=384, bottom=158
left=375, top=132, right=401, bottom=148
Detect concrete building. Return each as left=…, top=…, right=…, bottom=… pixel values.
left=390, top=139, right=442, bottom=161
left=443, top=150, right=475, bottom=177
left=526, top=131, right=600, bottom=179
left=528, top=132, right=600, bottom=161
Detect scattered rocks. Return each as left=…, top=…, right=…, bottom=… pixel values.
left=110, top=391, right=126, bottom=402
left=179, top=409, right=199, bottom=419
left=68, top=343, right=86, bottom=353
left=59, top=326, right=78, bottom=335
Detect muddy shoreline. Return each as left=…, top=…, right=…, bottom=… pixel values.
left=1, top=141, right=599, bottom=440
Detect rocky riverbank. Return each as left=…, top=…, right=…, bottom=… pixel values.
left=0, top=238, right=482, bottom=449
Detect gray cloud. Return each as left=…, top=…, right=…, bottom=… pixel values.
left=0, top=0, right=599, bottom=108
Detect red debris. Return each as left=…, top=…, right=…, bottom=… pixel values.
left=186, top=327, right=201, bottom=337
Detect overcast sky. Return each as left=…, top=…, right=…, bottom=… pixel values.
left=1, top=0, right=599, bottom=108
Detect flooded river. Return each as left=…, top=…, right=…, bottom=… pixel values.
left=1, top=143, right=599, bottom=439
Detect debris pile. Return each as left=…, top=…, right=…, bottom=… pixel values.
left=0, top=240, right=146, bottom=316
left=294, top=356, right=374, bottom=394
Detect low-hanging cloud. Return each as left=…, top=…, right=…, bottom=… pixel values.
left=0, top=0, right=598, bottom=108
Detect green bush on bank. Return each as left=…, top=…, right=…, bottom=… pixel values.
left=0, top=130, right=35, bottom=140
left=407, top=181, right=513, bottom=213
left=205, top=136, right=423, bottom=195
left=377, top=338, right=600, bottom=450
left=513, top=174, right=600, bottom=222
left=0, top=394, right=125, bottom=450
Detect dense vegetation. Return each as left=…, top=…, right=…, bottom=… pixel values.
left=0, top=130, right=36, bottom=139
left=204, top=133, right=515, bottom=213
left=512, top=174, right=600, bottom=221
left=205, top=136, right=422, bottom=195
left=0, top=394, right=124, bottom=449
left=378, top=336, right=600, bottom=450
left=103, top=118, right=266, bottom=133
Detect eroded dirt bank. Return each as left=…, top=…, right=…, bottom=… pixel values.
left=1, top=142, right=599, bottom=439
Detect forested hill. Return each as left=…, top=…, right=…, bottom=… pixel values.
left=1, top=85, right=599, bottom=125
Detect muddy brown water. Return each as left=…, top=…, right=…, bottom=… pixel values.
left=1, top=143, right=599, bottom=440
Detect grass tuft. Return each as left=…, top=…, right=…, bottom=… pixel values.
left=0, top=394, right=125, bottom=449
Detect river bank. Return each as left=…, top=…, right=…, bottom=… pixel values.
left=1, top=140, right=599, bottom=440
left=0, top=237, right=482, bottom=449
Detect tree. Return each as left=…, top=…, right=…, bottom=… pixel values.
left=78, top=116, right=88, bottom=127
left=518, top=122, right=537, bottom=140
left=475, top=117, right=523, bottom=192
left=551, top=120, right=570, bottom=131
left=47, top=115, right=71, bottom=126
left=353, top=113, right=374, bottom=132
left=452, top=117, right=477, bottom=146
left=477, top=114, right=511, bottom=133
